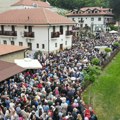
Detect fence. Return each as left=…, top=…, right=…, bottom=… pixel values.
left=101, top=47, right=120, bottom=69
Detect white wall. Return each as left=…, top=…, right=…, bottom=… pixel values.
left=0, top=24, right=73, bottom=53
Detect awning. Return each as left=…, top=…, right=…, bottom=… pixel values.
left=14, top=58, right=42, bottom=69
left=0, top=60, right=26, bottom=82
left=109, top=30, right=118, bottom=34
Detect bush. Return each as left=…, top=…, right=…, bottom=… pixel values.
left=91, top=58, right=100, bottom=66
left=109, top=25, right=118, bottom=31
left=105, top=47, right=112, bottom=53
left=83, top=65, right=101, bottom=83
left=113, top=42, right=120, bottom=47
left=34, top=50, right=42, bottom=59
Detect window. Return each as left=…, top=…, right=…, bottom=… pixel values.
left=1, top=25, right=4, bottom=32
left=25, top=26, right=27, bottom=29
left=19, top=42, right=23, bottom=46
left=53, top=26, right=55, bottom=32
left=73, top=12, right=76, bottom=14
left=65, top=41, right=67, bottom=45
left=11, top=41, right=14, bottom=45
left=28, top=42, right=32, bottom=50
left=80, top=24, right=83, bottom=28
left=36, top=43, right=39, bottom=48
left=3, top=40, right=7, bottom=44
left=67, top=26, right=69, bottom=31
left=11, top=25, right=15, bottom=31
left=60, top=26, right=63, bottom=34
left=88, top=10, right=91, bottom=13
left=98, top=17, right=101, bottom=21
left=28, top=26, right=32, bottom=32
left=72, top=18, right=75, bottom=21
left=95, top=11, right=98, bottom=13
left=85, top=24, right=88, bottom=27
left=55, top=43, right=57, bottom=47
left=91, top=18, right=94, bottom=21
left=107, top=18, right=109, bottom=21
left=42, top=44, right=45, bottom=49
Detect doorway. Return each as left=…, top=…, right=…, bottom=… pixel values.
left=28, top=42, right=32, bottom=50
left=59, top=44, right=63, bottom=51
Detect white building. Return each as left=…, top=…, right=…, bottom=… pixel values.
left=67, top=7, right=115, bottom=32
left=0, top=8, right=74, bottom=53
left=11, top=0, right=52, bottom=9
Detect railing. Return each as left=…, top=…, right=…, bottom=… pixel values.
left=101, top=47, right=120, bottom=69
left=105, top=20, right=116, bottom=25
left=24, top=32, right=34, bottom=38
left=72, top=27, right=80, bottom=30
left=0, top=31, right=17, bottom=36
left=51, top=32, right=60, bottom=38
left=66, top=31, right=73, bottom=36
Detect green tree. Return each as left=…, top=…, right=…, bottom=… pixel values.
left=42, top=0, right=110, bottom=10
left=110, top=0, right=120, bottom=19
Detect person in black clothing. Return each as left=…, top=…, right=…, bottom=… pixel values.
left=53, top=108, right=60, bottom=120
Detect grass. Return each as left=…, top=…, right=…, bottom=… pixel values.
left=83, top=52, right=120, bottom=120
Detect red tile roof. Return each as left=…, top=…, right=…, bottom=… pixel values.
left=11, top=0, right=51, bottom=8
left=0, top=8, right=75, bottom=25
left=67, top=7, right=114, bottom=16
left=0, top=60, right=25, bottom=82
left=80, top=7, right=102, bottom=11
left=0, top=45, right=28, bottom=56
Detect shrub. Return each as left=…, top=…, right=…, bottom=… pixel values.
left=34, top=50, right=42, bottom=59
left=113, top=42, right=120, bottom=47
left=83, top=65, right=101, bottom=83
left=91, top=58, right=100, bottom=66
left=109, top=25, right=118, bottom=31
left=105, top=47, right=112, bottom=53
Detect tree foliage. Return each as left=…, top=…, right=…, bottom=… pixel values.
left=110, top=0, right=120, bottom=18
left=41, top=0, right=110, bottom=10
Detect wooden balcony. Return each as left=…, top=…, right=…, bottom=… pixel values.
left=66, top=31, right=73, bottom=36
left=24, top=32, right=34, bottom=38
left=0, top=31, right=17, bottom=36
left=51, top=32, right=60, bottom=38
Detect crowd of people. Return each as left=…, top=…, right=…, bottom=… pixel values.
left=0, top=33, right=119, bottom=120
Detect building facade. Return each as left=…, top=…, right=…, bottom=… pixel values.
left=0, top=8, right=74, bottom=53
left=67, top=7, right=115, bottom=33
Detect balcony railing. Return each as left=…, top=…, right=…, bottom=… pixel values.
left=0, top=31, right=17, bottom=36
left=51, top=32, right=60, bottom=38
left=66, top=31, right=73, bottom=36
left=24, top=32, right=34, bottom=38
left=105, top=20, right=116, bottom=25
left=72, top=26, right=80, bottom=30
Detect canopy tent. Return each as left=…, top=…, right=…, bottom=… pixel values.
left=14, top=58, right=42, bottom=69
left=109, top=30, right=118, bottom=34
left=0, top=60, right=25, bottom=82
